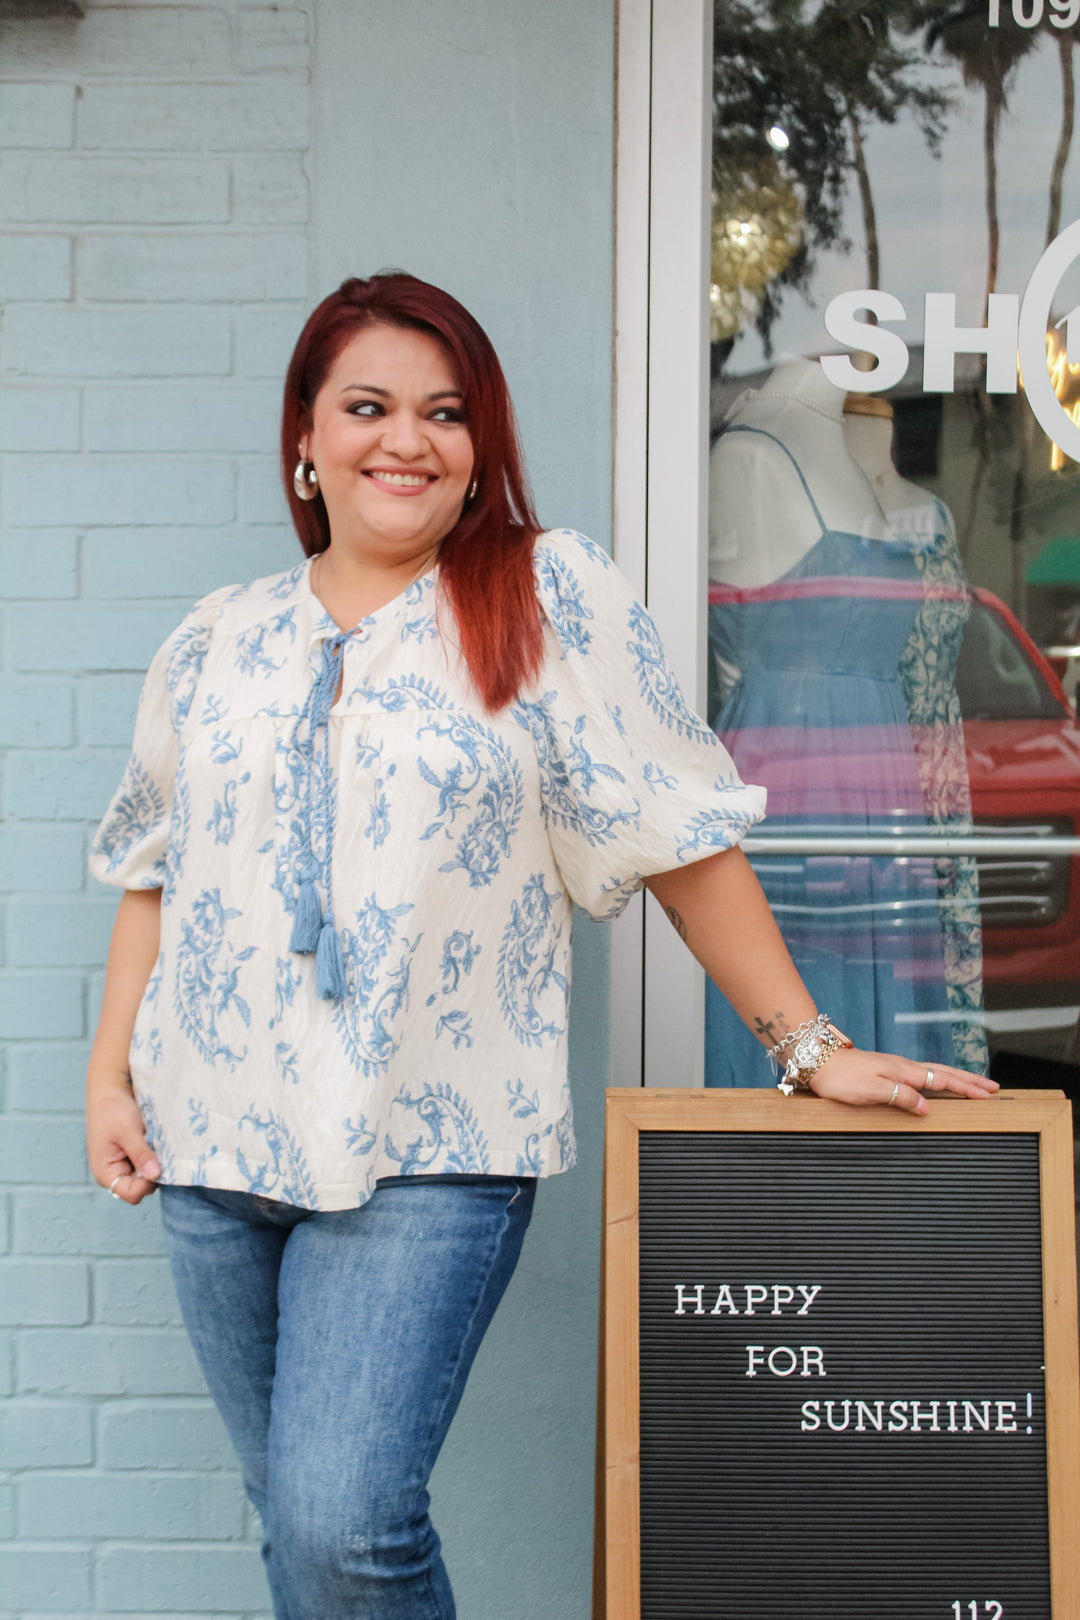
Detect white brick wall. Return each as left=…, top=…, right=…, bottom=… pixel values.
left=1, top=3, right=314, bottom=1613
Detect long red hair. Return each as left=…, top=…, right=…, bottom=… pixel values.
left=281, top=272, right=544, bottom=711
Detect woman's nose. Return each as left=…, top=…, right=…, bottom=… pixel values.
left=379, top=410, right=428, bottom=460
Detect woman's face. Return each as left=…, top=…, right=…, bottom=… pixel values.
left=303, top=322, right=475, bottom=563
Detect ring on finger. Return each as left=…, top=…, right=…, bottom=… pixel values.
left=108, top=1174, right=124, bottom=1200
left=924, top=1069, right=935, bottom=1093
left=887, top=1082, right=900, bottom=1107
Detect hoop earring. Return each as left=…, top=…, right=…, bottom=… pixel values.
left=293, top=460, right=319, bottom=501
left=467, top=479, right=478, bottom=503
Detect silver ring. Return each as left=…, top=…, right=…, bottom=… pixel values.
left=924, top=1069, right=935, bottom=1093
left=888, top=1083, right=900, bottom=1107
left=108, top=1174, right=124, bottom=1200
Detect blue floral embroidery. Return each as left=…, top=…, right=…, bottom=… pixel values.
left=206, top=773, right=251, bottom=846
left=417, top=717, right=523, bottom=887
left=93, top=757, right=165, bottom=876
left=558, top=530, right=613, bottom=571
left=201, top=694, right=227, bottom=727
left=535, top=547, right=595, bottom=656
left=271, top=728, right=332, bottom=919
left=267, top=562, right=306, bottom=600
left=606, top=701, right=628, bottom=739
left=344, top=1114, right=377, bottom=1156
left=506, top=1078, right=540, bottom=1118
left=643, top=762, right=678, bottom=793
left=161, top=758, right=191, bottom=906
left=425, top=929, right=481, bottom=1005
left=237, top=1107, right=318, bottom=1207
left=351, top=673, right=453, bottom=712
left=400, top=581, right=438, bottom=645
left=513, top=694, right=640, bottom=845
left=386, top=1082, right=490, bottom=1174
left=166, top=618, right=214, bottom=728
left=334, top=897, right=419, bottom=1075
left=173, top=889, right=256, bottom=1069
left=188, top=1097, right=209, bottom=1136
left=675, top=803, right=759, bottom=860
left=191, top=1145, right=218, bottom=1185
left=357, top=738, right=395, bottom=851
left=275, top=1041, right=300, bottom=1085
left=209, top=729, right=243, bottom=764
left=497, top=874, right=566, bottom=1048
left=626, top=601, right=717, bottom=742
left=272, top=955, right=302, bottom=1026
left=515, top=1127, right=552, bottom=1175
left=235, top=609, right=297, bottom=679
left=435, top=1009, right=473, bottom=1049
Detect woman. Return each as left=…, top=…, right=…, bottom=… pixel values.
left=86, top=272, right=996, bottom=1619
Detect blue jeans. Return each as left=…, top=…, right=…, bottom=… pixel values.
left=159, top=1175, right=536, bottom=1620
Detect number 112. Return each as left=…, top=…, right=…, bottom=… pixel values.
left=952, top=1605, right=1003, bottom=1619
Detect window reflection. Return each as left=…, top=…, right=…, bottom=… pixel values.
left=706, top=2, right=1080, bottom=1083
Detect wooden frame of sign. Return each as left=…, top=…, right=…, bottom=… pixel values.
left=594, top=1089, right=1080, bottom=1620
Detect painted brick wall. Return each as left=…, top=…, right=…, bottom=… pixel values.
left=1, top=4, right=312, bottom=1613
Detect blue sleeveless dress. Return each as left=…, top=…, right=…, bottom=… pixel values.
left=705, top=426, right=958, bottom=1086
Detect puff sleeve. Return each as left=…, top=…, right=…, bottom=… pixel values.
left=89, top=586, right=233, bottom=890
left=519, top=531, right=767, bottom=919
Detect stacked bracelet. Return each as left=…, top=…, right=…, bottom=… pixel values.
left=770, top=1013, right=853, bottom=1095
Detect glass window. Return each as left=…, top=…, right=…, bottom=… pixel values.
left=705, top=0, right=1080, bottom=1087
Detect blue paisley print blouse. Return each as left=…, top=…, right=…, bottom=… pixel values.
left=90, top=530, right=766, bottom=1210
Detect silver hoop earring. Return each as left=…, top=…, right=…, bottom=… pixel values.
left=467, top=479, right=478, bottom=503
left=293, top=460, right=319, bottom=501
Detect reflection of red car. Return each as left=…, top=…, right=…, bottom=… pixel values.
left=958, top=589, right=1080, bottom=1000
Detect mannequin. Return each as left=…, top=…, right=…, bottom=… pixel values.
left=704, top=361, right=981, bottom=1083
left=709, top=360, right=889, bottom=587
left=842, top=393, right=938, bottom=538
left=843, top=394, right=988, bottom=1075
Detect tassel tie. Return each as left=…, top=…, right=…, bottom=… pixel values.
left=289, top=629, right=356, bottom=1000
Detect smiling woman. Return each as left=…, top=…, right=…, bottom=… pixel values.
left=282, top=274, right=545, bottom=710
left=84, top=270, right=997, bottom=1620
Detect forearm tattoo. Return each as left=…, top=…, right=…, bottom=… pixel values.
left=752, top=1013, right=791, bottom=1047
left=664, top=905, right=688, bottom=942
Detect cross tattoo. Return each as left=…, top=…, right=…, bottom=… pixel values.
left=753, top=1015, right=779, bottom=1043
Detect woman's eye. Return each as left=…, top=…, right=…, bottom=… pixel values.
left=348, top=400, right=384, bottom=417
left=431, top=407, right=466, bottom=424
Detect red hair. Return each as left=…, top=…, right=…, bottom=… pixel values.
left=281, top=272, right=544, bottom=711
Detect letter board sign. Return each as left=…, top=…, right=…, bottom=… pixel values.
left=597, top=1091, right=1080, bottom=1619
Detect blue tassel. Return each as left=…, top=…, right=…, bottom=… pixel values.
left=315, top=919, right=347, bottom=1000
left=289, top=877, right=323, bottom=953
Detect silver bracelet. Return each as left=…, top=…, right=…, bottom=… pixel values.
left=766, top=1014, right=831, bottom=1066
left=775, top=1018, right=853, bottom=1095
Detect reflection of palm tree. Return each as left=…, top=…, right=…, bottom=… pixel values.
left=814, top=1, right=950, bottom=290
left=927, top=4, right=1036, bottom=560
left=927, top=5, right=1034, bottom=306
left=1047, top=25, right=1078, bottom=246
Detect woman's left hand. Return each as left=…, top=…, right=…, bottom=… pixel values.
left=808, top=1047, right=999, bottom=1115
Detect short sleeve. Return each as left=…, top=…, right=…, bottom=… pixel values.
left=89, top=586, right=233, bottom=890
left=517, top=531, right=767, bottom=920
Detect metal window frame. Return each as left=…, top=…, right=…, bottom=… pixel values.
left=610, top=0, right=1080, bottom=1091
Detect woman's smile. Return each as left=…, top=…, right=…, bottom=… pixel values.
left=363, top=465, right=440, bottom=493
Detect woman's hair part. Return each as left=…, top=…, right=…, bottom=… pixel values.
left=281, top=270, right=544, bottom=710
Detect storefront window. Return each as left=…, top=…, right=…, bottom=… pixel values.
left=705, top=1, right=1080, bottom=1086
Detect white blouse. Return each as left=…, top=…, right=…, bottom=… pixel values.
left=90, top=530, right=766, bottom=1210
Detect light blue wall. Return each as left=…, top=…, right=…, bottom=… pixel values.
left=0, top=2, right=615, bottom=1615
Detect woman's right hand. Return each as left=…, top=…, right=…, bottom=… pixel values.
left=86, top=1078, right=160, bottom=1205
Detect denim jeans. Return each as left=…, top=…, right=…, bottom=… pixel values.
left=159, top=1175, right=536, bottom=1620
